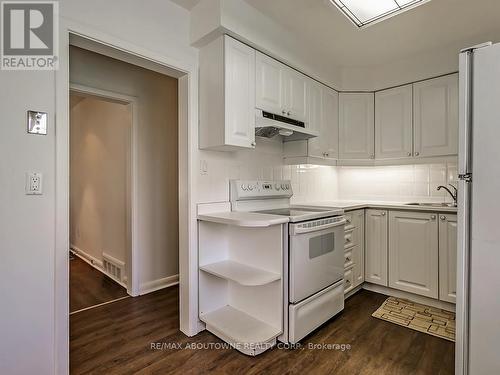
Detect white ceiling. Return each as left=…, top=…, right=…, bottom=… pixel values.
left=172, top=0, right=500, bottom=68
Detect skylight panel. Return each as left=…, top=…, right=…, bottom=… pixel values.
left=330, top=0, right=430, bottom=28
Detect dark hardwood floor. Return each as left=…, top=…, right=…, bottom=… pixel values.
left=70, top=255, right=128, bottom=313
left=70, top=287, right=455, bottom=375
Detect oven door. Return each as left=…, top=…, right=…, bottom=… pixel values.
left=289, top=218, right=345, bottom=303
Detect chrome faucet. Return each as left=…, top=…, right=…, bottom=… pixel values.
left=437, top=184, right=457, bottom=207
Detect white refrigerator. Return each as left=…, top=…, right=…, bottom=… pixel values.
left=457, top=42, right=500, bottom=374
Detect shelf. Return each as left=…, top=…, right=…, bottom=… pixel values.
left=200, top=305, right=281, bottom=348
left=200, top=260, right=280, bottom=286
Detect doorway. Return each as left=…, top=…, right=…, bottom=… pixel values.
left=69, top=88, right=135, bottom=313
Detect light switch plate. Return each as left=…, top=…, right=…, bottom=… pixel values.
left=27, top=111, right=48, bottom=135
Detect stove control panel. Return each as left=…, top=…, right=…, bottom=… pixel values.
left=230, top=180, right=293, bottom=200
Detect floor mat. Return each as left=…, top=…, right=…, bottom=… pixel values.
left=372, top=296, right=455, bottom=342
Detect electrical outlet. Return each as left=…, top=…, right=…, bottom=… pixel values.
left=26, top=172, right=43, bottom=195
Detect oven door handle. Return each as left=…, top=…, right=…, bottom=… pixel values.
left=290, top=218, right=346, bottom=235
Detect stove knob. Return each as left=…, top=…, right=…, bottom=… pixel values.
left=281, top=184, right=285, bottom=190
left=248, top=185, right=254, bottom=191
left=241, top=184, right=247, bottom=191
left=286, top=184, right=290, bottom=190
left=275, top=184, right=281, bottom=190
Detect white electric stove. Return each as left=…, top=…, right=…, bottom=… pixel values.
left=230, top=180, right=346, bottom=343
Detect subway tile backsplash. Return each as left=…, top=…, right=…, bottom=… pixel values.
left=196, top=138, right=458, bottom=206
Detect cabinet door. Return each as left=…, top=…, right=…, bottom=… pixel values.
left=321, top=86, right=339, bottom=159
left=365, top=209, right=388, bottom=286
left=255, top=52, right=284, bottom=115
left=439, top=214, right=457, bottom=303
left=284, top=69, right=308, bottom=122
left=375, top=85, right=413, bottom=159
left=224, top=37, right=256, bottom=148
left=389, top=211, right=439, bottom=298
left=339, top=93, right=375, bottom=160
left=351, top=210, right=365, bottom=287
left=307, top=84, right=339, bottom=159
left=413, top=74, right=458, bottom=157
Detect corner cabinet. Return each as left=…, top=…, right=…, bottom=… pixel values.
left=375, top=85, right=413, bottom=159
left=413, top=74, right=459, bottom=158
left=439, top=214, right=457, bottom=303
left=365, top=209, right=388, bottom=286
left=256, top=52, right=307, bottom=123
left=388, top=211, right=439, bottom=299
left=199, top=35, right=256, bottom=151
left=339, top=93, right=375, bottom=160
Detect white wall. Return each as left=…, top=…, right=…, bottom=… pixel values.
left=70, top=47, right=180, bottom=284
left=0, top=1, right=197, bottom=374
left=70, top=96, right=130, bottom=266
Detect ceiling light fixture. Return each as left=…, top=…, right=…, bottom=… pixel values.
left=329, top=0, right=431, bottom=28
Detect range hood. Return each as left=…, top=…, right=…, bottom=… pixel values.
left=255, top=109, right=319, bottom=141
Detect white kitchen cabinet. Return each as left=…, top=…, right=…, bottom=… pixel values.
left=199, top=35, right=256, bottom=151
left=339, top=93, right=375, bottom=160
left=439, top=214, right=457, bottom=303
left=283, top=83, right=338, bottom=163
left=284, top=69, right=308, bottom=122
left=351, top=210, right=365, bottom=287
left=255, top=52, right=285, bottom=116
left=413, top=74, right=459, bottom=158
left=256, top=51, right=307, bottom=123
left=388, top=211, right=439, bottom=299
left=375, top=85, right=413, bottom=159
left=365, top=209, right=388, bottom=286
left=307, top=83, right=339, bottom=159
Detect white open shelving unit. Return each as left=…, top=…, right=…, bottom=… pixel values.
left=198, top=217, right=285, bottom=356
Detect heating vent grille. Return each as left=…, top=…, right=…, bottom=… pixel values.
left=102, top=253, right=125, bottom=283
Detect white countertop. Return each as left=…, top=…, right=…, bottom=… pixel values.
left=297, top=200, right=458, bottom=213
left=197, top=211, right=289, bottom=227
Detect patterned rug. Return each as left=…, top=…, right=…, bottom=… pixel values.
left=372, top=296, right=455, bottom=342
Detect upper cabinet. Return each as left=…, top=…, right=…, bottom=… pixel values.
left=375, top=85, right=413, bottom=159
left=413, top=74, right=459, bottom=158
left=199, top=35, right=256, bottom=151
left=256, top=52, right=308, bottom=123
left=255, top=52, right=284, bottom=116
left=307, top=82, right=339, bottom=159
left=339, top=93, right=375, bottom=160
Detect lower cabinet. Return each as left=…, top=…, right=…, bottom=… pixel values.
left=439, top=214, right=457, bottom=303
left=364, top=209, right=388, bottom=286
left=343, top=210, right=365, bottom=295
left=388, top=211, right=439, bottom=299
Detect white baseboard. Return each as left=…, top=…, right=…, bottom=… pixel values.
left=362, top=283, right=455, bottom=312
left=139, top=274, right=179, bottom=295
left=70, top=244, right=127, bottom=289
left=70, top=244, right=103, bottom=268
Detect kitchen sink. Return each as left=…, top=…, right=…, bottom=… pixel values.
left=405, top=202, right=457, bottom=207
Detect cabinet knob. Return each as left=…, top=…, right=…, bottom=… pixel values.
left=282, top=110, right=286, bottom=115
left=431, top=215, right=436, bottom=220
left=407, top=152, right=412, bottom=157
left=370, top=154, right=375, bottom=159
left=415, top=152, right=420, bottom=156
left=346, top=257, right=351, bottom=262
left=440, top=215, right=446, bottom=221
left=287, top=111, right=291, bottom=116
left=381, top=211, right=386, bottom=216
left=251, top=141, right=256, bottom=147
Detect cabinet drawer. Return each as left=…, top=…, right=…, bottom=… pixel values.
left=344, top=227, right=359, bottom=249
left=344, top=213, right=354, bottom=230
left=344, top=268, right=354, bottom=294
left=344, top=249, right=354, bottom=269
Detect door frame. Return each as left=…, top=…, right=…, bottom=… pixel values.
left=55, top=19, right=199, bottom=374
left=69, top=83, right=140, bottom=296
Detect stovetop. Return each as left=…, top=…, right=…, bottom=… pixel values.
left=254, top=206, right=344, bottom=223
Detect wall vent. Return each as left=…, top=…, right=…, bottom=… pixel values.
left=102, top=252, right=125, bottom=283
